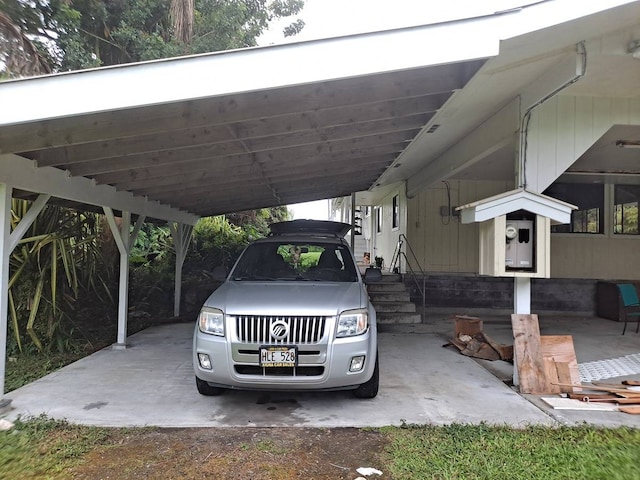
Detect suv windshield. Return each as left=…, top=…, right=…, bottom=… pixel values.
left=231, top=241, right=357, bottom=282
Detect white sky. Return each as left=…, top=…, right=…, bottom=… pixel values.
left=289, top=199, right=330, bottom=220
left=266, top=0, right=533, bottom=220
left=259, top=0, right=531, bottom=45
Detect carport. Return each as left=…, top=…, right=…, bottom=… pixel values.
left=1, top=0, right=640, bottom=398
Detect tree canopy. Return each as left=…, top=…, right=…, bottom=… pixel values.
left=0, top=0, right=305, bottom=75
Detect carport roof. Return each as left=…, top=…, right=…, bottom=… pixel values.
left=0, top=0, right=638, bottom=224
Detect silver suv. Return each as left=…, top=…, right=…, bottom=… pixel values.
left=193, top=220, right=379, bottom=398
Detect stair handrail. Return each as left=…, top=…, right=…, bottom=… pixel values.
left=390, top=234, right=426, bottom=322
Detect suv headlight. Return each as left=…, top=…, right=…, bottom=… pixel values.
left=198, top=307, right=225, bottom=336
left=336, top=309, right=368, bottom=337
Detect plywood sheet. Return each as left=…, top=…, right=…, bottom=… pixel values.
left=540, top=335, right=581, bottom=393
left=541, top=397, right=618, bottom=411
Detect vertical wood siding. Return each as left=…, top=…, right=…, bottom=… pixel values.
left=407, top=180, right=513, bottom=273
left=526, top=96, right=640, bottom=192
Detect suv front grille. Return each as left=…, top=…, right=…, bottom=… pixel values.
left=234, top=315, right=327, bottom=344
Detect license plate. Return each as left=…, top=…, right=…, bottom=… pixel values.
left=259, top=346, right=297, bottom=367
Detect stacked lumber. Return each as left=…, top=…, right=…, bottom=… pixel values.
left=511, top=314, right=581, bottom=394
left=447, top=315, right=513, bottom=362
left=547, top=380, right=640, bottom=414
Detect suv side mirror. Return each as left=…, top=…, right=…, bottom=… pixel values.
left=363, top=267, right=382, bottom=283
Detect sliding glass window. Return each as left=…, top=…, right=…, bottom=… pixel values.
left=614, top=185, right=640, bottom=235
left=543, top=183, right=604, bottom=234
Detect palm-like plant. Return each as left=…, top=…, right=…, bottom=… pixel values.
left=0, top=7, right=52, bottom=78
left=8, top=201, right=113, bottom=353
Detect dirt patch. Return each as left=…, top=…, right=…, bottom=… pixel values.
left=69, top=427, right=390, bottom=479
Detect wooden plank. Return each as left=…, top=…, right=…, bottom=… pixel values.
left=568, top=393, right=619, bottom=401
left=454, top=315, right=483, bottom=337
left=512, top=314, right=549, bottom=394
left=483, top=333, right=513, bottom=361
left=554, top=383, right=640, bottom=396
left=542, top=358, right=562, bottom=395
left=619, top=406, right=640, bottom=415
left=555, top=361, right=573, bottom=392
left=460, top=337, right=500, bottom=361
left=539, top=335, right=581, bottom=393
left=567, top=394, right=640, bottom=404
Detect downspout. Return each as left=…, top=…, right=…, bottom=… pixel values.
left=513, top=41, right=587, bottom=318
left=518, top=41, right=587, bottom=189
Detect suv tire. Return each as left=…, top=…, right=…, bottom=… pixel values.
left=353, top=356, right=379, bottom=399
left=196, top=376, right=225, bottom=396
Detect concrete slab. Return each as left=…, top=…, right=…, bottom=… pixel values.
left=3, top=314, right=640, bottom=429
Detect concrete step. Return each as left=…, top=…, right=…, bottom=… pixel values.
left=379, top=273, right=402, bottom=282
left=369, top=291, right=411, bottom=302
left=367, top=282, right=407, bottom=292
left=376, top=311, right=423, bottom=324
left=372, top=301, right=417, bottom=313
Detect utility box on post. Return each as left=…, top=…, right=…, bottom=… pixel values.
left=505, top=212, right=535, bottom=271
left=457, top=189, right=576, bottom=279
left=478, top=213, right=549, bottom=277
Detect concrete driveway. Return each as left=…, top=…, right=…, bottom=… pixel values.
left=3, top=315, right=640, bottom=428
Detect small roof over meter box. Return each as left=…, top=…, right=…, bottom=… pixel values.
left=456, top=188, right=576, bottom=225
left=456, top=189, right=576, bottom=278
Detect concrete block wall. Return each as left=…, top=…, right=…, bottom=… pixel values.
left=405, top=274, right=597, bottom=315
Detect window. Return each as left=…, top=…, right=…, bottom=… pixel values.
left=375, top=207, right=382, bottom=234
left=614, top=185, right=640, bottom=235
left=392, top=195, right=399, bottom=229
left=544, top=183, right=604, bottom=234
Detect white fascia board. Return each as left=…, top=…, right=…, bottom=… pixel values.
left=0, top=154, right=199, bottom=225
left=0, top=20, right=505, bottom=126
left=1, top=1, right=635, bottom=128
left=458, top=188, right=576, bottom=224
left=497, top=0, right=640, bottom=40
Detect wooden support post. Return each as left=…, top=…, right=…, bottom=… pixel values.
left=170, top=222, right=193, bottom=317
left=104, top=208, right=145, bottom=349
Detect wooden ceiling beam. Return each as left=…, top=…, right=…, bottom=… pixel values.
left=111, top=152, right=398, bottom=191
left=66, top=131, right=412, bottom=177
left=32, top=113, right=429, bottom=166
left=126, top=155, right=394, bottom=197
left=1, top=62, right=478, bottom=153
left=28, top=94, right=445, bottom=166
left=181, top=178, right=378, bottom=216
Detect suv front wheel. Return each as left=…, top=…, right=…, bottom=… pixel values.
left=196, top=376, right=225, bottom=396
left=353, top=356, right=379, bottom=399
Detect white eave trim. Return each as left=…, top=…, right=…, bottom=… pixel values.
left=1, top=1, right=635, bottom=127
left=0, top=18, right=507, bottom=126
left=0, top=154, right=199, bottom=225
left=457, top=188, right=576, bottom=224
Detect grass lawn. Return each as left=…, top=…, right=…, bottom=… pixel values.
left=1, top=417, right=639, bottom=479
left=383, top=423, right=640, bottom=480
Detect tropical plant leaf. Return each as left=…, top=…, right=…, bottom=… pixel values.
left=26, top=275, right=45, bottom=351
left=51, top=239, right=57, bottom=313
left=8, top=290, right=22, bottom=353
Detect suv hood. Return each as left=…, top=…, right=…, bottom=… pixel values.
left=204, top=281, right=366, bottom=316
